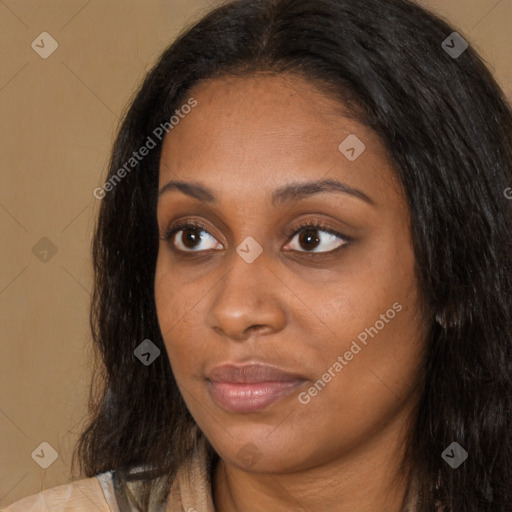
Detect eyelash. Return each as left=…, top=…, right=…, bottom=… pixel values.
left=160, top=219, right=351, bottom=255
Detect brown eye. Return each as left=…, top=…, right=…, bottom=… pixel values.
left=285, top=224, right=348, bottom=253
left=180, top=227, right=203, bottom=249
left=298, top=229, right=321, bottom=251
left=167, top=224, right=223, bottom=252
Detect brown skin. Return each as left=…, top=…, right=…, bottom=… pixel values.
left=155, top=73, right=428, bottom=512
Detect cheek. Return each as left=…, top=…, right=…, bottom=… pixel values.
left=302, top=228, right=425, bottom=408
left=154, top=258, right=176, bottom=336
left=155, top=250, right=200, bottom=328
left=295, top=294, right=425, bottom=457
left=154, top=255, right=201, bottom=372
left=306, top=298, right=424, bottom=396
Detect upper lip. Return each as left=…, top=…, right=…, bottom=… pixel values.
left=206, top=363, right=307, bottom=384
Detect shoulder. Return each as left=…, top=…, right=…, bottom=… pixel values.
left=1, top=472, right=115, bottom=512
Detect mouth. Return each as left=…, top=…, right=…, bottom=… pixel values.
left=206, top=362, right=308, bottom=414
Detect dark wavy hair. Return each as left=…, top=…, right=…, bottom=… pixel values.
left=72, top=0, right=512, bottom=510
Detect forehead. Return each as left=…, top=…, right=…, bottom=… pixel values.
left=159, top=73, right=402, bottom=207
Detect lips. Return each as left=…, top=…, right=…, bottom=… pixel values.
left=206, top=363, right=308, bottom=413
left=207, top=363, right=306, bottom=383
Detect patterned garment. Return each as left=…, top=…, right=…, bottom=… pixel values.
left=1, top=436, right=216, bottom=512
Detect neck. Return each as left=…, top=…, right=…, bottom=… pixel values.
left=212, top=417, right=415, bottom=512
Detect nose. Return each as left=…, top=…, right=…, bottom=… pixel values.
left=205, top=248, right=287, bottom=342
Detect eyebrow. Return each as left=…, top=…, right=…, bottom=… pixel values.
left=158, top=178, right=375, bottom=206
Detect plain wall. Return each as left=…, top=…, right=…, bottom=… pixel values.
left=1, top=0, right=511, bottom=506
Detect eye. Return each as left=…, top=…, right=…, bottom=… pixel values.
left=160, top=219, right=350, bottom=255
left=163, top=223, right=223, bottom=252
left=283, top=221, right=349, bottom=253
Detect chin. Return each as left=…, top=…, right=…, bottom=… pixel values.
left=206, top=423, right=321, bottom=473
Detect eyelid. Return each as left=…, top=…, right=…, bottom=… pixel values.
left=160, top=217, right=352, bottom=254
left=282, top=219, right=351, bottom=253
left=160, top=219, right=222, bottom=248
left=285, top=220, right=347, bottom=241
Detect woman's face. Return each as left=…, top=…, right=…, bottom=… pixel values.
left=155, top=73, right=428, bottom=473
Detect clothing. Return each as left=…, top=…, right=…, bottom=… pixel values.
left=1, top=436, right=216, bottom=512
left=2, top=435, right=427, bottom=511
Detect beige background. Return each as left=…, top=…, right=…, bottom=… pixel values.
left=0, top=0, right=511, bottom=506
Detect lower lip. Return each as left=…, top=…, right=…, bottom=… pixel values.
left=207, top=380, right=306, bottom=413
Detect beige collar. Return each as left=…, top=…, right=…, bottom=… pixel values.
left=166, top=435, right=217, bottom=512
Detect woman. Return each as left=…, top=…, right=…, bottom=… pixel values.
left=4, top=0, right=511, bottom=510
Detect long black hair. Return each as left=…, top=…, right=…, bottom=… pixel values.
left=73, top=0, right=512, bottom=510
